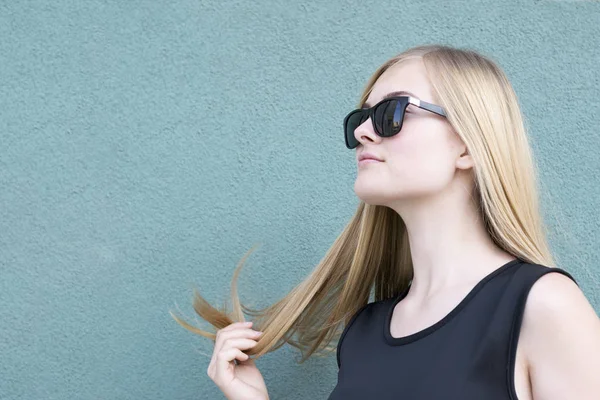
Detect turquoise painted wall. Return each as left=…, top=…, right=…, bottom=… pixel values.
left=1, top=1, right=599, bottom=399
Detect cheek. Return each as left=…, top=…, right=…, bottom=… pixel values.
left=387, top=125, right=455, bottom=190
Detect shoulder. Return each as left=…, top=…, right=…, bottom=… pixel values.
left=336, top=297, right=393, bottom=368
left=344, top=297, right=393, bottom=326
left=520, top=265, right=600, bottom=399
left=522, top=265, right=590, bottom=325
left=524, top=267, right=582, bottom=316
left=340, top=298, right=388, bottom=337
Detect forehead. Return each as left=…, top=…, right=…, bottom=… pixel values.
left=365, top=59, right=434, bottom=107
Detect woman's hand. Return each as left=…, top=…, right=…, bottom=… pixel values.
left=207, top=321, right=269, bottom=400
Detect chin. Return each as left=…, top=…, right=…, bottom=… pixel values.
left=355, top=179, right=422, bottom=207
left=354, top=186, right=390, bottom=206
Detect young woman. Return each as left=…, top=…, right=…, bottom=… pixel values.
left=171, top=44, right=600, bottom=399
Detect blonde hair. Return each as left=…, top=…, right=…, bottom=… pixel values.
left=170, top=43, right=557, bottom=363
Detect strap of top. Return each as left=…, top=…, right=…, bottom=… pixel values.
left=506, top=265, right=578, bottom=399
left=336, top=302, right=373, bottom=368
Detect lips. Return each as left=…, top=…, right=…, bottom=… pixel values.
left=360, top=157, right=382, bottom=161
left=358, top=152, right=384, bottom=162
left=358, top=158, right=381, bottom=165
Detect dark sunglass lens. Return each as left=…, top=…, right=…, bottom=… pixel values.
left=374, top=99, right=404, bottom=137
left=344, top=110, right=368, bottom=149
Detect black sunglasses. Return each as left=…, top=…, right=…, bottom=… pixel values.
left=343, top=96, right=447, bottom=149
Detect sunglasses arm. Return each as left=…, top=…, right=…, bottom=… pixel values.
left=408, top=96, right=447, bottom=117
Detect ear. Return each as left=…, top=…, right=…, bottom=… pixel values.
left=456, top=146, right=474, bottom=170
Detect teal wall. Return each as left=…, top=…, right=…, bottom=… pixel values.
left=1, top=1, right=599, bottom=399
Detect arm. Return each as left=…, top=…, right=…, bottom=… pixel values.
left=521, top=272, right=600, bottom=399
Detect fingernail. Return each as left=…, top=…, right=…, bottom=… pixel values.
left=254, top=330, right=263, bottom=335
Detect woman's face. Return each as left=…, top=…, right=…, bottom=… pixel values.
left=353, top=58, right=471, bottom=207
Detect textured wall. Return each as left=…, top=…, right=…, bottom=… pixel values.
left=1, top=1, right=599, bottom=399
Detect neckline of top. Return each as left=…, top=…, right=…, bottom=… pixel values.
left=383, top=257, right=523, bottom=346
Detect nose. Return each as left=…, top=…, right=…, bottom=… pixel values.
left=353, top=117, right=381, bottom=147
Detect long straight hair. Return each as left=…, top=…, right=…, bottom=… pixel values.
left=170, top=44, right=557, bottom=362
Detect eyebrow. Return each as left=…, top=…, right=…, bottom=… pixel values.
left=362, top=90, right=420, bottom=109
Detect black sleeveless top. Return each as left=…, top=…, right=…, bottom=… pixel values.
left=328, top=258, right=578, bottom=399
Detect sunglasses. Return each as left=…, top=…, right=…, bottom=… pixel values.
left=343, top=96, right=448, bottom=149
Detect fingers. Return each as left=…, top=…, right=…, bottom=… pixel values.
left=207, top=322, right=263, bottom=380
left=216, top=341, right=255, bottom=372
left=220, top=321, right=254, bottom=332
left=221, top=337, right=260, bottom=351
left=214, top=323, right=263, bottom=354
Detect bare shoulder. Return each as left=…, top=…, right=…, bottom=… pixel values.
left=520, top=270, right=600, bottom=399
left=526, top=271, right=588, bottom=315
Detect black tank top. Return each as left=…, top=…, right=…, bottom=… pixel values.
left=328, top=258, right=578, bottom=399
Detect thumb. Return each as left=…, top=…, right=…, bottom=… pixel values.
left=237, top=354, right=257, bottom=366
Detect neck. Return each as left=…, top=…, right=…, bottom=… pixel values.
left=390, top=175, right=515, bottom=301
